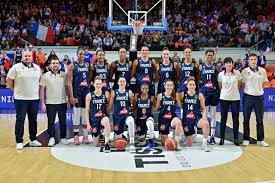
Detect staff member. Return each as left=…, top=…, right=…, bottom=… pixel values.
left=40, top=56, right=69, bottom=147
left=241, top=53, right=269, bottom=147
left=218, top=57, right=242, bottom=146
left=7, top=50, right=42, bottom=150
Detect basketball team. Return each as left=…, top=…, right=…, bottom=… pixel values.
left=7, top=46, right=269, bottom=152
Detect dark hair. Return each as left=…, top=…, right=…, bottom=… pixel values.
left=162, top=47, right=169, bottom=51
left=118, top=47, right=127, bottom=53
left=223, top=57, right=234, bottom=73
left=183, top=46, right=192, bottom=52
left=140, top=82, right=149, bottom=88
left=205, top=49, right=215, bottom=55
left=48, top=56, right=60, bottom=64
left=117, top=75, right=127, bottom=84
left=164, top=79, right=176, bottom=99
left=141, top=46, right=149, bottom=51
left=248, top=53, right=258, bottom=58
left=95, top=50, right=107, bottom=64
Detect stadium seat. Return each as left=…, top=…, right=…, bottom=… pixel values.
left=271, top=79, right=275, bottom=88
left=264, top=81, right=271, bottom=88
left=267, top=72, right=273, bottom=81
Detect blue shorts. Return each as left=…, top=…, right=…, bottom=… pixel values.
left=201, top=91, right=219, bottom=106
left=158, top=115, right=176, bottom=135
left=183, top=118, right=201, bottom=136
left=136, top=115, right=153, bottom=137
left=113, top=114, right=132, bottom=135
left=177, top=82, right=187, bottom=93
left=73, top=88, right=90, bottom=108
left=89, top=117, right=103, bottom=137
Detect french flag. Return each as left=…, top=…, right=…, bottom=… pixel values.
left=53, top=22, right=63, bottom=32
left=33, top=23, right=54, bottom=44
left=262, top=45, right=271, bottom=53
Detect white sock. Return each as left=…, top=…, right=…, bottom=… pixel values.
left=105, top=136, right=110, bottom=144
left=146, top=117, right=154, bottom=139
left=175, top=136, right=180, bottom=144
left=210, top=106, right=217, bottom=137
left=126, top=116, right=135, bottom=144
left=83, top=128, right=88, bottom=136
left=202, top=138, right=208, bottom=145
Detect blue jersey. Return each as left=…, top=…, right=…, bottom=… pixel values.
left=93, top=63, right=110, bottom=90
left=201, top=63, right=218, bottom=93
left=113, top=89, right=131, bottom=115
left=113, top=60, right=131, bottom=90
left=182, top=91, right=201, bottom=125
left=179, top=62, right=196, bottom=91
left=136, top=95, right=153, bottom=120
left=159, top=93, right=176, bottom=120
left=136, top=59, right=154, bottom=84
left=89, top=91, right=107, bottom=119
left=73, top=62, right=90, bottom=89
left=158, top=62, right=175, bottom=93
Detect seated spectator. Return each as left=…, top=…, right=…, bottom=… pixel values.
left=258, top=50, right=267, bottom=68
left=234, top=59, right=243, bottom=71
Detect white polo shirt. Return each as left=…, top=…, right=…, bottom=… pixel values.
left=40, top=71, right=68, bottom=104
left=241, top=67, right=268, bottom=96
left=7, top=63, right=41, bottom=100
left=218, top=69, right=242, bottom=101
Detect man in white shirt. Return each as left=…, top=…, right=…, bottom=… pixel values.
left=241, top=53, right=269, bottom=147
left=6, top=50, right=42, bottom=150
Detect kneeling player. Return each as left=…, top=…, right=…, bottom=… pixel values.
left=86, top=76, right=111, bottom=153
left=179, top=77, right=210, bottom=152
left=109, top=76, right=136, bottom=153
left=134, top=83, right=155, bottom=150
left=154, top=79, right=183, bottom=150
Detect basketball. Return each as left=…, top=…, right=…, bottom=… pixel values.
left=165, top=138, right=177, bottom=151
left=115, top=138, right=127, bottom=150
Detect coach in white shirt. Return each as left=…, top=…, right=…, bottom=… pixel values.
left=241, top=53, right=269, bottom=147
left=218, top=57, right=242, bottom=146
left=6, top=50, right=42, bottom=150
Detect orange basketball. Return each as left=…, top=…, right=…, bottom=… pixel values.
left=165, top=138, right=177, bottom=151
left=115, top=138, right=127, bottom=150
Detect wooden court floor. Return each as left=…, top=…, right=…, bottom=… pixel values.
left=0, top=111, right=275, bottom=183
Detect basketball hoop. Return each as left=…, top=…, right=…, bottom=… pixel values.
left=131, top=20, right=145, bottom=35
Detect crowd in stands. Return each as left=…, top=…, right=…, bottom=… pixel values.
left=0, top=0, right=274, bottom=51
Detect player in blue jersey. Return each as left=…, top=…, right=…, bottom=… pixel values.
left=178, top=76, right=210, bottom=152
left=85, top=76, right=111, bottom=152
left=131, top=46, right=158, bottom=96
left=68, top=48, right=92, bottom=145
left=109, top=76, right=136, bottom=153
left=109, top=47, right=132, bottom=90
left=198, top=49, right=221, bottom=144
left=134, top=83, right=155, bottom=150
left=177, top=47, right=198, bottom=93
left=156, top=47, right=180, bottom=94
left=154, top=79, right=183, bottom=150
left=90, top=50, right=111, bottom=94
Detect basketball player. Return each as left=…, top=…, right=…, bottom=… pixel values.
left=67, top=48, right=91, bottom=145
left=90, top=50, right=111, bottom=94
left=198, top=49, right=220, bottom=144
left=86, top=76, right=111, bottom=152
left=134, top=83, right=155, bottom=150
left=109, top=47, right=132, bottom=90
left=109, top=76, right=136, bottom=153
left=131, top=46, right=158, bottom=96
left=154, top=79, right=182, bottom=150
left=156, top=47, right=179, bottom=94
left=179, top=77, right=210, bottom=152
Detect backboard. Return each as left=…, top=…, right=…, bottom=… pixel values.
left=108, top=0, right=167, bottom=31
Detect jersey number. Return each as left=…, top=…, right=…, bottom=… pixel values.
left=97, top=104, right=102, bottom=109
left=206, top=74, right=211, bottom=80
left=187, top=104, right=193, bottom=110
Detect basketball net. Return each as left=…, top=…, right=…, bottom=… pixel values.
left=131, top=20, right=145, bottom=35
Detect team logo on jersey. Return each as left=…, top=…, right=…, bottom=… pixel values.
left=95, top=109, right=103, bottom=117
left=80, top=79, right=88, bottom=86
left=186, top=111, right=195, bottom=119
left=119, top=107, right=128, bottom=115
left=163, top=112, right=172, bottom=119
left=205, top=81, right=213, bottom=88
left=143, top=75, right=150, bottom=82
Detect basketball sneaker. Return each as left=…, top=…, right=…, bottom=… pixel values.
left=30, top=140, right=42, bottom=147
left=208, top=135, right=216, bottom=145
left=60, top=138, right=69, bottom=145
left=257, top=141, right=269, bottom=147
left=129, top=143, right=136, bottom=153
left=104, top=143, right=111, bottom=153
left=148, top=139, right=154, bottom=151
left=48, top=137, right=55, bottom=147
left=16, top=143, right=23, bottom=150
left=82, top=136, right=90, bottom=144
left=99, top=135, right=105, bottom=147
left=176, top=143, right=182, bottom=151
left=242, top=140, right=249, bottom=146
left=137, top=138, right=146, bottom=146
left=202, top=142, right=210, bottom=152
left=74, top=135, right=80, bottom=145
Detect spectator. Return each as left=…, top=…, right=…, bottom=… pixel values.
left=234, top=58, right=243, bottom=71
left=257, top=50, right=266, bottom=68
left=14, top=46, right=22, bottom=64
left=36, top=48, right=46, bottom=72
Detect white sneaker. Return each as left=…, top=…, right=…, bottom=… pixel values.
left=176, top=143, right=182, bottom=151
left=60, top=138, right=69, bottom=145
left=30, top=140, right=42, bottom=147
left=202, top=143, right=210, bottom=152
left=257, top=141, right=269, bottom=147
left=16, top=143, right=23, bottom=150
left=48, top=138, right=55, bottom=147
left=129, top=144, right=136, bottom=153
left=242, top=140, right=249, bottom=146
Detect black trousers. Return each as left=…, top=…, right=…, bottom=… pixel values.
left=46, top=103, right=67, bottom=139
left=14, top=99, right=39, bottom=143
left=220, top=100, right=240, bottom=139
left=243, top=94, right=265, bottom=141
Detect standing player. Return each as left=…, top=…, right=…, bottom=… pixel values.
left=109, top=47, right=132, bottom=90
left=86, top=76, right=111, bottom=152
left=131, top=46, right=158, bottom=96
left=157, top=47, right=179, bottom=94
left=198, top=49, right=220, bottom=144
left=109, top=76, right=136, bottom=152
left=154, top=79, right=182, bottom=150
left=90, top=50, right=111, bottom=93
left=68, top=48, right=91, bottom=145
left=179, top=77, right=210, bottom=152
left=134, top=83, right=155, bottom=150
